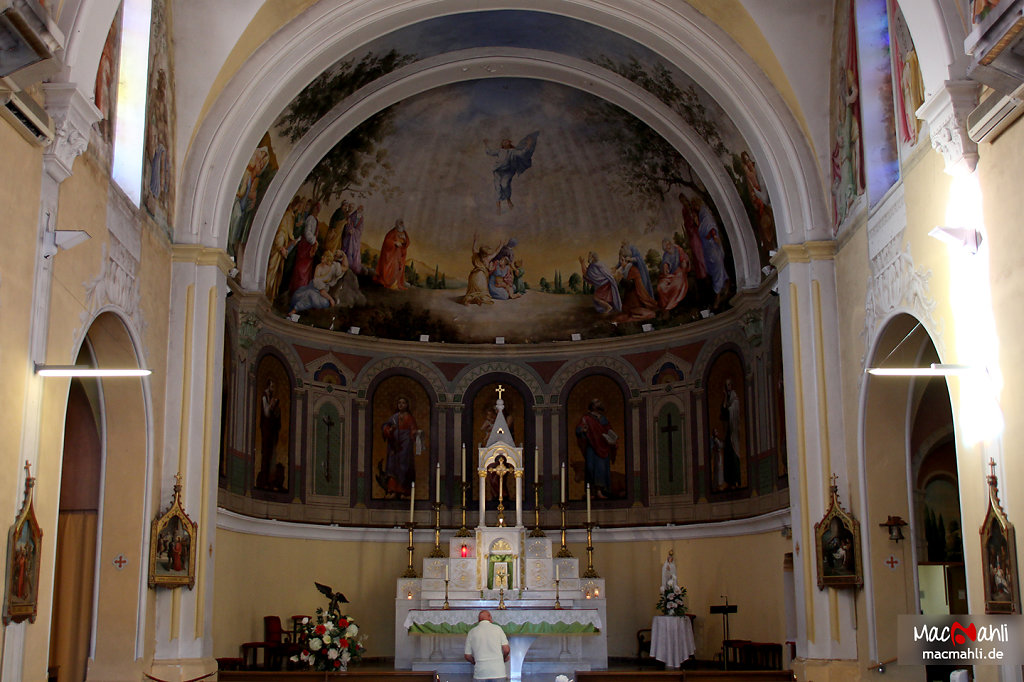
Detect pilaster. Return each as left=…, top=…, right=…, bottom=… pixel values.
left=772, top=240, right=855, bottom=661
left=152, top=245, right=230, bottom=676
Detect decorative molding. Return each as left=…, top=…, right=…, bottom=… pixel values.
left=917, top=80, right=982, bottom=174
left=216, top=507, right=790, bottom=543
left=450, top=361, right=544, bottom=398
left=41, top=83, right=100, bottom=183
left=548, top=354, right=641, bottom=389
left=863, top=242, right=939, bottom=354
left=81, top=234, right=143, bottom=332
left=772, top=241, right=837, bottom=270
left=171, top=244, right=234, bottom=274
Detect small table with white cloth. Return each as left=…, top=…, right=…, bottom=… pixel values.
left=649, top=615, right=695, bottom=668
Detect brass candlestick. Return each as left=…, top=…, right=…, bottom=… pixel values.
left=556, top=502, right=573, bottom=557
left=402, top=521, right=418, bottom=578
left=498, top=587, right=506, bottom=610
left=429, top=501, right=446, bottom=557
left=529, top=481, right=546, bottom=537
left=582, top=522, right=599, bottom=578
left=554, top=578, right=562, bottom=610
left=455, top=481, right=472, bottom=537
left=443, top=578, right=450, bottom=610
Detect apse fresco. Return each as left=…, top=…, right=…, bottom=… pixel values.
left=228, top=10, right=782, bottom=342
left=566, top=375, right=627, bottom=501
left=371, top=376, right=431, bottom=502
left=888, top=0, right=926, bottom=157
left=705, top=351, right=747, bottom=493
left=829, top=0, right=866, bottom=231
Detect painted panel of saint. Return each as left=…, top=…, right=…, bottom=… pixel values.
left=93, top=5, right=121, bottom=148
left=656, top=402, right=685, bottom=496
left=470, top=383, right=526, bottom=502
left=705, top=351, right=747, bottom=492
left=371, top=376, right=430, bottom=501
left=254, top=355, right=291, bottom=493
left=142, top=0, right=176, bottom=234
left=566, top=375, right=627, bottom=500
left=829, top=0, right=865, bottom=231
left=314, top=401, right=343, bottom=497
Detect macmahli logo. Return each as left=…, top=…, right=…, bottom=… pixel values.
left=899, top=615, right=1023, bottom=666
left=913, top=621, right=1008, bottom=645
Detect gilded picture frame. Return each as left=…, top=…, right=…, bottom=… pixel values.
left=814, top=479, right=863, bottom=589
left=149, top=476, right=198, bottom=589
left=981, top=463, right=1019, bottom=614
left=3, top=469, right=42, bottom=624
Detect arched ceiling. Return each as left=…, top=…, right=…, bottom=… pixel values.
left=178, top=0, right=831, bottom=343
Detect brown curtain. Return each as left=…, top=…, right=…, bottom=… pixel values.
left=48, top=511, right=97, bottom=682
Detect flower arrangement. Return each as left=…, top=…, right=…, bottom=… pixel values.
left=656, top=577, right=687, bottom=617
left=291, top=609, right=366, bottom=671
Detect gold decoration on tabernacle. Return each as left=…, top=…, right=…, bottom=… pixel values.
left=491, top=539, right=513, bottom=553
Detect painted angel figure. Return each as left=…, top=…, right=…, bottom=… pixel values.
left=485, top=131, right=540, bottom=213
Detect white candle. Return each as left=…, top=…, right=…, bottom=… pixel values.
left=462, top=444, right=467, bottom=483
left=534, top=449, right=539, bottom=484
left=435, top=462, right=441, bottom=503
left=556, top=564, right=559, bottom=581
left=586, top=483, right=591, bottom=523
left=560, top=463, right=566, bottom=503
left=409, top=482, right=416, bottom=521
left=445, top=563, right=449, bottom=581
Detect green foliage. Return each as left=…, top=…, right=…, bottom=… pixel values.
left=584, top=56, right=721, bottom=210
left=539, top=277, right=551, bottom=293
left=276, top=50, right=415, bottom=205
left=567, top=272, right=582, bottom=294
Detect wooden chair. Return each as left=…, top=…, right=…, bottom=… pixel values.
left=636, top=627, right=652, bottom=662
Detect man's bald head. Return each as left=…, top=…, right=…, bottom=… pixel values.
left=478, top=610, right=492, bottom=622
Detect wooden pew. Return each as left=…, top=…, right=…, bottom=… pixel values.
left=574, top=671, right=794, bottom=682
left=219, top=672, right=439, bottom=682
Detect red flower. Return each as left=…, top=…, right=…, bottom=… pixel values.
left=338, top=618, right=349, bottom=629
left=315, top=624, right=326, bottom=635
left=339, top=638, right=349, bottom=649
left=333, top=660, right=341, bottom=668
left=302, top=650, right=310, bottom=657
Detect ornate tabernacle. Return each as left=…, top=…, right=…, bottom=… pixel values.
left=395, top=387, right=607, bottom=680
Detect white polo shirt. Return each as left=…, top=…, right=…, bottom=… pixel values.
left=464, top=619, right=509, bottom=679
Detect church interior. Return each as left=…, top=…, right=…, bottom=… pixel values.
left=1, top=1, right=1023, bottom=681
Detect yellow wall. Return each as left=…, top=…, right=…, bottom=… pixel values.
left=214, top=527, right=791, bottom=661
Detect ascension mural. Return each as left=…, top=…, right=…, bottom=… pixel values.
left=225, top=10, right=780, bottom=344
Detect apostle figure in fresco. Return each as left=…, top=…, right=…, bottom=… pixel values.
left=579, top=251, right=621, bottom=314
left=265, top=196, right=301, bottom=302
left=485, top=131, right=539, bottom=214
left=575, top=398, right=618, bottom=499
left=342, top=204, right=365, bottom=275
left=288, top=200, right=320, bottom=296
left=692, top=196, right=730, bottom=309
left=614, top=242, right=657, bottom=322
left=657, top=237, right=691, bottom=311
left=380, top=396, right=423, bottom=498
left=374, top=219, right=410, bottom=289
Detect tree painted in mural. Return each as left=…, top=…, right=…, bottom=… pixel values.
left=277, top=50, right=415, bottom=206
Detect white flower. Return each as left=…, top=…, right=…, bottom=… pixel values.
left=323, top=634, right=332, bottom=644
left=341, top=650, right=352, bottom=664
left=327, top=648, right=339, bottom=660
left=290, top=655, right=299, bottom=662
left=309, top=638, right=322, bottom=651
left=302, top=617, right=310, bottom=624
left=555, top=675, right=573, bottom=682
left=345, top=623, right=358, bottom=637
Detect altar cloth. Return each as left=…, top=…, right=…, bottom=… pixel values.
left=650, top=615, right=695, bottom=668
left=403, top=608, right=601, bottom=635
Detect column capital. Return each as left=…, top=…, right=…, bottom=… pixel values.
left=172, top=244, right=234, bottom=274
left=770, top=241, right=837, bottom=269
left=917, top=80, right=981, bottom=175
left=42, top=82, right=100, bottom=183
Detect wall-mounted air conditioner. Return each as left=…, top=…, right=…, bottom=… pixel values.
left=0, top=88, right=54, bottom=145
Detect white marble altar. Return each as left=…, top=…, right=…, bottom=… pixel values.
left=394, top=392, right=608, bottom=680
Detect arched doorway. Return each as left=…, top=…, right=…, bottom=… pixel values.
left=47, top=312, right=152, bottom=681
left=862, top=314, right=964, bottom=667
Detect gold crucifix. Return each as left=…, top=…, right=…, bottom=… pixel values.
left=488, top=454, right=514, bottom=527
left=496, top=384, right=506, bottom=400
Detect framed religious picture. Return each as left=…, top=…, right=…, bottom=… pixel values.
left=814, top=476, right=863, bottom=589
left=3, top=465, right=42, bottom=624
left=371, top=375, right=430, bottom=502
left=149, top=474, right=198, bottom=589
left=981, top=461, right=1019, bottom=614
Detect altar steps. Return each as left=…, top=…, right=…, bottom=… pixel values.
left=574, top=671, right=795, bottom=682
